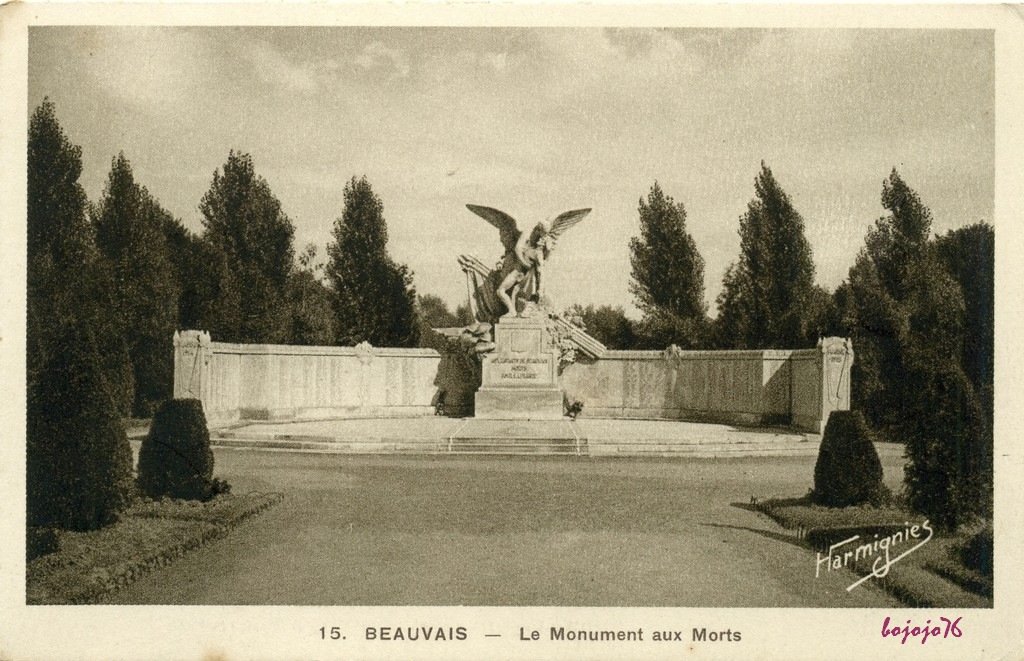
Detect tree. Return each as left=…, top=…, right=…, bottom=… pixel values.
left=93, top=154, right=181, bottom=415
left=453, top=303, right=475, bottom=326
left=418, top=294, right=464, bottom=329
left=199, top=151, right=295, bottom=343
left=715, top=163, right=817, bottom=349
left=840, top=169, right=937, bottom=429
left=837, top=170, right=990, bottom=528
left=326, top=176, right=420, bottom=347
left=628, top=182, right=706, bottom=348
left=567, top=304, right=637, bottom=349
left=935, top=223, right=994, bottom=421
left=27, top=319, right=134, bottom=531
left=27, top=99, right=134, bottom=416
left=161, top=216, right=219, bottom=330
left=286, top=244, right=336, bottom=345
left=899, top=253, right=989, bottom=528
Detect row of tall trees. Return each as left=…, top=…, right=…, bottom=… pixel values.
left=625, top=165, right=993, bottom=528
left=624, top=163, right=830, bottom=351
left=28, top=100, right=421, bottom=422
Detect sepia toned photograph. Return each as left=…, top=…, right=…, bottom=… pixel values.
left=3, top=5, right=1021, bottom=659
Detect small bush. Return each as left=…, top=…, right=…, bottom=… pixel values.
left=137, top=399, right=215, bottom=501
left=812, top=410, right=887, bottom=507
left=960, top=525, right=993, bottom=578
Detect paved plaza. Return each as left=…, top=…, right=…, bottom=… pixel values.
left=107, top=444, right=906, bottom=606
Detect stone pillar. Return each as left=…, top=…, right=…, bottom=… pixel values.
left=173, top=330, right=212, bottom=404
left=820, top=337, right=854, bottom=426
left=474, top=314, right=563, bottom=420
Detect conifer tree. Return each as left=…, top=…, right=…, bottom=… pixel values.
left=28, top=99, right=134, bottom=415
left=93, top=154, right=181, bottom=414
left=628, top=182, right=706, bottom=347
left=715, top=163, right=817, bottom=349
left=199, top=151, right=295, bottom=343
left=326, top=176, right=419, bottom=347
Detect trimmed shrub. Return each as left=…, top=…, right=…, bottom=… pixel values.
left=812, top=410, right=886, bottom=507
left=138, top=399, right=216, bottom=501
left=27, top=320, right=135, bottom=531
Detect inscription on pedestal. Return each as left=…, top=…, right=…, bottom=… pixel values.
left=475, top=316, right=563, bottom=420
left=491, top=356, right=552, bottom=385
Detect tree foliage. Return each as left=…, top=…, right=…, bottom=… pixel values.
left=715, top=163, right=817, bottom=349
left=418, top=294, right=464, bottom=329
left=93, top=154, right=181, bottom=415
left=286, top=244, right=336, bottom=346
left=199, top=151, right=295, bottom=343
left=326, top=176, right=420, bottom=347
left=27, top=320, right=134, bottom=531
left=566, top=304, right=637, bottom=349
left=934, top=223, right=994, bottom=420
left=28, top=99, right=134, bottom=416
left=628, top=182, right=706, bottom=348
left=836, top=169, right=991, bottom=529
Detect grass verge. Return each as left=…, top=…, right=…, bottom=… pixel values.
left=754, top=495, right=992, bottom=608
left=27, top=491, right=283, bottom=605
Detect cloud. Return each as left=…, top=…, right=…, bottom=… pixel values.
left=243, top=39, right=321, bottom=93
left=355, top=41, right=410, bottom=78
left=80, top=28, right=210, bottom=109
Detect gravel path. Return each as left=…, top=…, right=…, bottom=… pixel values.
left=104, top=450, right=903, bottom=606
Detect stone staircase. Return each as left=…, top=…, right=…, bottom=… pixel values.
left=190, top=417, right=821, bottom=458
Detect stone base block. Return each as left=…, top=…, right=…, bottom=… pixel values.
left=474, top=388, right=564, bottom=420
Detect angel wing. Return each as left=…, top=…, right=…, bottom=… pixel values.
left=547, top=208, right=592, bottom=242
left=466, top=205, right=521, bottom=255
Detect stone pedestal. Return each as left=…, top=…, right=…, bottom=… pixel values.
left=475, top=315, right=563, bottom=420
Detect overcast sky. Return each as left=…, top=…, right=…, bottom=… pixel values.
left=28, top=27, right=993, bottom=317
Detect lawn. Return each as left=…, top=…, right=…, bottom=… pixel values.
left=753, top=495, right=992, bottom=608
left=27, top=491, right=282, bottom=604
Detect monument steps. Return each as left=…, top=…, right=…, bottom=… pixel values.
left=205, top=427, right=818, bottom=457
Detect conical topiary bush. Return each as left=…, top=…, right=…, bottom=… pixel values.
left=137, top=398, right=215, bottom=501
left=812, top=410, right=887, bottom=507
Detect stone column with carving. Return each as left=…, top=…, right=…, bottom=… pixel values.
left=173, top=330, right=212, bottom=405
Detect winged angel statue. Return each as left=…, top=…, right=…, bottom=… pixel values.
left=458, top=205, right=591, bottom=321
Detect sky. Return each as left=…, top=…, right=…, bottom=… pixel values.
left=28, top=27, right=994, bottom=318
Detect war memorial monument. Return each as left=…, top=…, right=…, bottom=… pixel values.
left=172, top=204, right=853, bottom=455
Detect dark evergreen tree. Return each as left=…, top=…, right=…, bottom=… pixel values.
left=628, top=182, right=706, bottom=348
left=138, top=399, right=216, bottom=501
left=161, top=216, right=219, bottom=330
left=326, top=176, right=420, bottom=347
left=27, top=99, right=134, bottom=416
left=935, top=223, right=994, bottom=422
left=840, top=169, right=936, bottom=429
left=27, top=320, right=134, bottom=531
left=837, top=169, right=990, bottom=528
left=93, top=154, right=181, bottom=415
left=199, top=151, right=295, bottom=343
left=453, top=303, right=475, bottom=326
left=715, top=163, right=817, bottom=349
